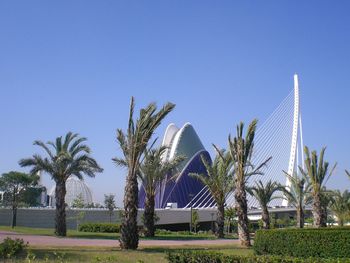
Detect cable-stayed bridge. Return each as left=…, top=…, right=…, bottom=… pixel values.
left=185, top=74, right=304, bottom=209
left=139, top=74, right=305, bottom=210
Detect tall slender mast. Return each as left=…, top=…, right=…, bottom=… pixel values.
left=282, top=74, right=300, bottom=206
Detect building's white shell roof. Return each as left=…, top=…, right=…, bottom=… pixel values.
left=161, top=122, right=205, bottom=175
left=49, top=176, right=93, bottom=207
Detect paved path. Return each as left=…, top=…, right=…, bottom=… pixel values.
left=0, top=231, right=238, bottom=248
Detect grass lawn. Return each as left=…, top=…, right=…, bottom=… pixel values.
left=8, top=245, right=252, bottom=262
left=0, top=226, right=237, bottom=240
left=1, top=226, right=247, bottom=262
left=0, top=226, right=119, bottom=240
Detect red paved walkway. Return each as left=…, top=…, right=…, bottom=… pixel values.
left=0, top=231, right=237, bottom=248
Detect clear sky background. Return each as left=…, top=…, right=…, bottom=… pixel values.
left=1, top=1, right=349, bottom=206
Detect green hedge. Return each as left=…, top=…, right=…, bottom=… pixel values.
left=167, top=251, right=350, bottom=263
left=78, top=223, right=120, bottom=233
left=0, top=238, right=27, bottom=259
left=254, top=227, right=350, bottom=258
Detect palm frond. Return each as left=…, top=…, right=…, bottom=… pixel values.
left=113, top=157, right=128, bottom=168
left=70, top=144, right=91, bottom=157
left=33, top=140, right=54, bottom=159
left=346, top=170, right=350, bottom=179
left=69, top=136, right=87, bottom=153
left=248, top=180, right=281, bottom=208
left=300, top=146, right=335, bottom=196
left=20, top=132, right=102, bottom=183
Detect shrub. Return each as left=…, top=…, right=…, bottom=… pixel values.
left=167, top=250, right=350, bottom=263
left=155, top=229, right=173, bottom=235
left=254, top=227, right=350, bottom=258
left=0, top=238, right=27, bottom=259
left=78, top=223, right=120, bottom=233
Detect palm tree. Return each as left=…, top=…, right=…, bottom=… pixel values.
left=281, top=171, right=311, bottom=228
left=299, top=146, right=336, bottom=227
left=190, top=147, right=233, bottom=238
left=330, top=190, right=350, bottom=226
left=228, top=119, right=271, bottom=246
left=113, top=97, right=175, bottom=249
left=248, top=180, right=280, bottom=229
left=139, top=146, right=183, bottom=237
left=19, top=132, right=103, bottom=236
left=346, top=170, right=350, bottom=179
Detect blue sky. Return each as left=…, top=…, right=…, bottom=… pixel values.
left=1, top=1, right=349, bottom=206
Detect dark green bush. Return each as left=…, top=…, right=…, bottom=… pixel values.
left=155, top=229, right=173, bottom=235
left=254, top=227, right=350, bottom=258
left=78, top=222, right=120, bottom=233
left=0, top=238, right=27, bottom=259
left=167, top=250, right=350, bottom=263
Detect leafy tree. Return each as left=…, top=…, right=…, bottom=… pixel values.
left=113, top=97, right=175, bottom=249
left=0, top=171, right=39, bottom=228
left=71, top=193, right=85, bottom=208
left=138, top=146, right=183, bottom=237
left=190, top=147, right=233, bottom=238
left=329, top=190, right=350, bottom=226
left=299, top=147, right=336, bottom=227
left=85, top=202, right=103, bottom=208
left=320, top=188, right=334, bottom=226
left=104, top=194, right=117, bottom=223
left=281, top=171, right=311, bottom=228
left=67, top=210, right=86, bottom=230
left=228, top=119, right=271, bottom=246
left=19, top=132, right=103, bottom=236
left=224, top=207, right=236, bottom=234
left=191, top=209, right=199, bottom=233
left=21, top=186, right=44, bottom=207
left=305, top=217, right=314, bottom=225
left=248, top=180, right=281, bottom=229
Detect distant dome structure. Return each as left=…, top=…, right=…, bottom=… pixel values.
left=49, top=176, right=93, bottom=207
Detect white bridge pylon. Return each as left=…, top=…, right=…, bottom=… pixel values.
left=281, top=74, right=304, bottom=206
left=188, top=74, right=305, bottom=209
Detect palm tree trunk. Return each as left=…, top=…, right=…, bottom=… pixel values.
left=144, top=193, right=155, bottom=237
left=216, top=204, right=225, bottom=238
left=11, top=190, right=17, bottom=228
left=120, top=172, right=139, bottom=249
left=235, top=184, right=251, bottom=246
left=321, top=204, right=328, bottom=227
left=296, top=205, right=304, bottom=228
left=11, top=206, right=17, bottom=228
left=55, top=180, right=67, bottom=236
left=337, top=217, right=344, bottom=227
left=312, top=193, right=323, bottom=228
left=261, top=206, right=270, bottom=229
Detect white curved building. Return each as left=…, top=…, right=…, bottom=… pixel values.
left=139, top=122, right=212, bottom=208
left=162, top=122, right=205, bottom=168
left=49, top=176, right=93, bottom=207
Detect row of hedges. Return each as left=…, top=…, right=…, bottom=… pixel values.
left=254, top=227, right=350, bottom=258
left=78, top=223, right=120, bottom=233
left=167, top=251, right=350, bottom=263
